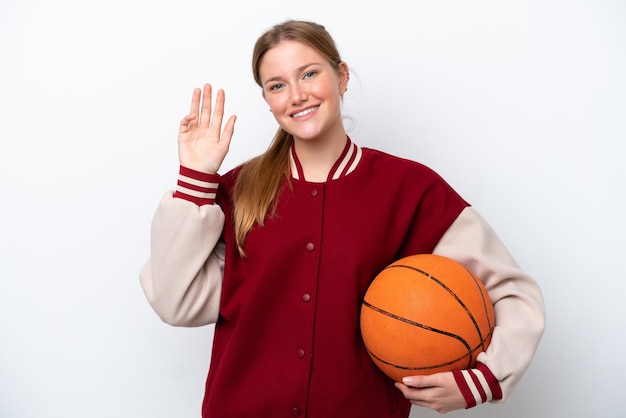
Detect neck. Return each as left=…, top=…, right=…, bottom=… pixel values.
left=293, top=133, right=347, bottom=182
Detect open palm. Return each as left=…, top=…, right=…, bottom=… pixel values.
left=178, top=84, right=237, bottom=174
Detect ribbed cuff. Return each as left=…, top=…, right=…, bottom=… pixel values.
left=172, top=166, right=220, bottom=206
left=452, top=362, right=503, bottom=409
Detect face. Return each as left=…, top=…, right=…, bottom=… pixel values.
left=258, top=40, right=349, bottom=143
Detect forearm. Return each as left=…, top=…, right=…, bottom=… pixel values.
left=433, top=207, right=546, bottom=405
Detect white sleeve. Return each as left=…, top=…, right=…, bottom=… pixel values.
left=433, top=206, right=546, bottom=401
left=139, top=192, right=225, bottom=327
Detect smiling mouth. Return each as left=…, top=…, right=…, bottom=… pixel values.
left=291, top=106, right=319, bottom=118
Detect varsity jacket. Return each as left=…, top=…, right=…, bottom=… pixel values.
left=140, top=138, right=545, bottom=417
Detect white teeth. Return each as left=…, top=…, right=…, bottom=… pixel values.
left=292, top=106, right=318, bottom=118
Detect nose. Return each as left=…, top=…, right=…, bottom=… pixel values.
left=290, top=84, right=307, bottom=104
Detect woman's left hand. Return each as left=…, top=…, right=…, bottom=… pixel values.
left=394, top=372, right=466, bottom=414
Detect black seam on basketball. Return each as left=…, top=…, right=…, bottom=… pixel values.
left=388, top=264, right=489, bottom=357
left=364, top=340, right=487, bottom=371
left=361, top=300, right=472, bottom=352
left=460, top=264, right=495, bottom=350
left=366, top=347, right=463, bottom=371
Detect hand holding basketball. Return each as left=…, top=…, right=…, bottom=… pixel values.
left=394, top=372, right=466, bottom=414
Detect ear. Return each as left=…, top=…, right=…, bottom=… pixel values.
left=338, top=61, right=350, bottom=95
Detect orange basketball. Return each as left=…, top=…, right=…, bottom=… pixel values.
left=360, top=254, right=495, bottom=382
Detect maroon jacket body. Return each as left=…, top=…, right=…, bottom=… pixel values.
left=204, top=147, right=468, bottom=417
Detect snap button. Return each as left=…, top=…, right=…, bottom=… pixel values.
left=302, top=293, right=311, bottom=302
left=310, top=189, right=318, bottom=197
left=297, top=349, right=305, bottom=358
left=306, top=242, right=315, bottom=251
left=291, top=407, right=301, bottom=416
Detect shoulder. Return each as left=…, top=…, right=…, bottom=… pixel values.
left=359, top=147, right=468, bottom=204
left=363, top=147, right=430, bottom=168
left=361, top=147, right=447, bottom=182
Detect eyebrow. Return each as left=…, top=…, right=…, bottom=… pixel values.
left=263, top=62, right=323, bottom=86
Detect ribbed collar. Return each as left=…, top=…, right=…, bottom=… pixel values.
left=289, top=136, right=362, bottom=181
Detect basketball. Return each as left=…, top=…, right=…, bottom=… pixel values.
left=360, top=254, right=495, bottom=382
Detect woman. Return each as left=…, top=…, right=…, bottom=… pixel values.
left=140, top=19, right=545, bottom=417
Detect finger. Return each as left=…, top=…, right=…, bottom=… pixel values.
left=188, top=87, right=202, bottom=127
left=401, top=375, right=436, bottom=389
left=209, top=89, right=226, bottom=132
left=199, top=84, right=213, bottom=128
left=179, top=114, right=197, bottom=133
left=218, top=114, right=237, bottom=149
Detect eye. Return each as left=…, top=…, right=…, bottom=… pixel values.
left=268, top=83, right=284, bottom=91
left=303, top=70, right=318, bottom=80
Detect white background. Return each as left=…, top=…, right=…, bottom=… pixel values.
left=1, top=0, right=624, bottom=417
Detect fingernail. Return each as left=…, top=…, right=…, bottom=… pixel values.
left=402, top=376, right=412, bottom=385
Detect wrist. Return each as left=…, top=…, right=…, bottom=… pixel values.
left=173, top=165, right=220, bottom=206
left=452, top=362, right=502, bottom=409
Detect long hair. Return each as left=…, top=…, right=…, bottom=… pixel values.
left=232, top=20, right=343, bottom=255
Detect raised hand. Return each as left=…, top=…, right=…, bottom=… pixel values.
left=178, top=84, right=237, bottom=174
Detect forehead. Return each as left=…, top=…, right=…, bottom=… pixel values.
left=258, top=40, right=327, bottom=80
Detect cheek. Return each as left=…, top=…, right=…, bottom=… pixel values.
left=267, top=95, right=287, bottom=112
left=316, top=79, right=342, bottom=101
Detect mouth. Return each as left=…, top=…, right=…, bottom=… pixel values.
left=291, top=106, right=319, bottom=118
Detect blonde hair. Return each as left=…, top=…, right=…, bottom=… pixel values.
left=232, top=20, right=343, bottom=255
